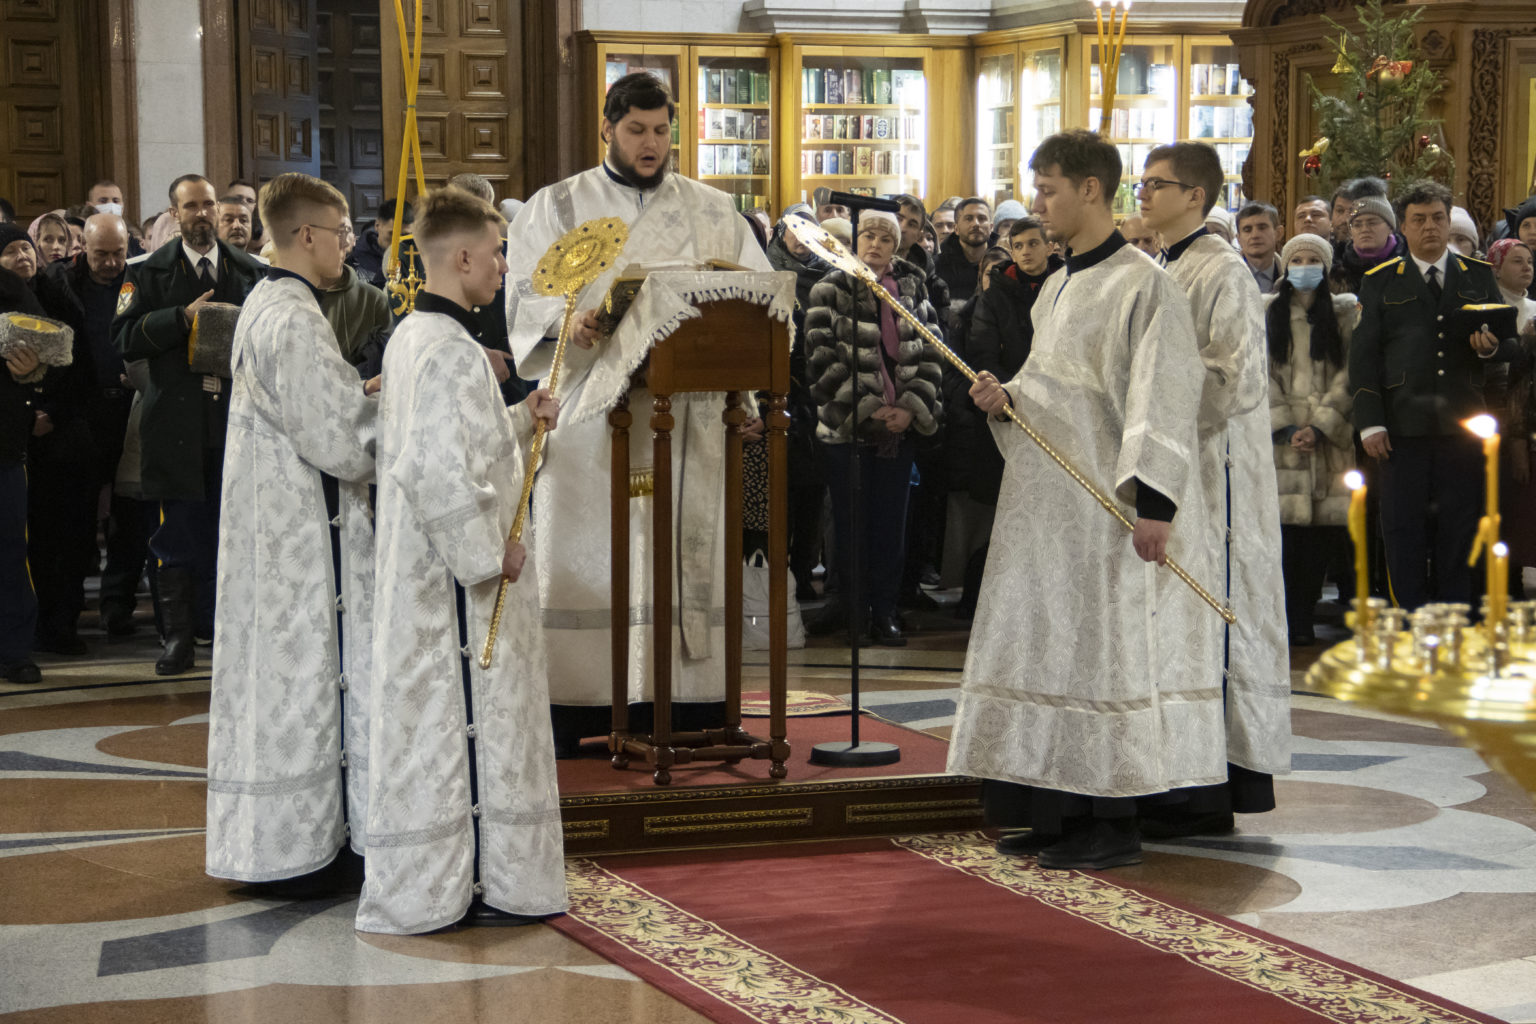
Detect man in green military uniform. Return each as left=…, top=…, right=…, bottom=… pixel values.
left=1349, top=179, right=1525, bottom=610
left=113, top=173, right=265, bottom=674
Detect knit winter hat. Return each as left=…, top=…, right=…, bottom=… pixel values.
left=1280, top=232, right=1335, bottom=272
left=993, top=199, right=1028, bottom=224
left=855, top=209, right=900, bottom=242
left=1350, top=196, right=1396, bottom=229
left=0, top=222, right=33, bottom=257
left=1449, top=206, right=1479, bottom=249
left=820, top=217, right=852, bottom=248
left=1204, top=206, right=1235, bottom=242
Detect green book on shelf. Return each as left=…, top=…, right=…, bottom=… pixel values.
left=752, top=71, right=770, bottom=105
left=872, top=69, right=891, bottom=105
left=737, top=68, right=753, bottom=105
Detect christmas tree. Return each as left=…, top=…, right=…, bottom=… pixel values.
left=1304, top=0, right=1453, bottom=197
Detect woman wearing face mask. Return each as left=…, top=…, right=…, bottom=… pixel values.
left=1266, top=232, right=1360, bottom=646
left=804, top=209, right=944, bottom=646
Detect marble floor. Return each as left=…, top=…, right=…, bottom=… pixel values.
left=2, top=597, right=1535, bottom=1022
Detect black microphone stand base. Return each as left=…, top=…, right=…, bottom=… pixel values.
left=809, top=739, right=901, bottom=767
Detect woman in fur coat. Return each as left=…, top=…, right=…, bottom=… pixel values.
left=804, top=210, right=943, bottom=646
left=1267, top=232, right=1360, bottom=644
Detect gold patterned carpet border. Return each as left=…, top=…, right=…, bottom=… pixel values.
left=739, top=690, right=853, bottom=717
left=896, top=832, right=1487, bottom=1024
left=563, top=858, right=903, bottom=1024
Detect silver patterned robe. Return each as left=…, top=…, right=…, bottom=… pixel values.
left=357, top=308, right=566, bottom=935
left=504, top=165, right=770, bottom=707
left=206, top=274, right=377, bottom=882
left=946, top=240, right=1227, bottom=798
left=1164, top=233, right=1291, bottom=777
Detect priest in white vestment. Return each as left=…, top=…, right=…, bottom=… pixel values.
left=1137, top=144, right=1291, bottom=836
left=206, top=174, right=379, bottom=890
left=359, top=188, right=566, bottom=934
left=947, top=131, right=1225, bottom=870
left=504, top=72, right=771, bottom=753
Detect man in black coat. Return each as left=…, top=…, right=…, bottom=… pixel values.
left=48, top=213, right=146, bottom=639
left=933, top=197, right=993, bottom=323
left=113, top=174, right=264, bottom=674
left=1350, top=180, right=1525, bottom=610
left=1, top=266, right=48, bottom=683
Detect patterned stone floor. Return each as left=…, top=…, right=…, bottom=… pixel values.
left=2, top=599, right=1535, bottom=1022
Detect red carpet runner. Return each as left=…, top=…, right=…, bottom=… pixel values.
left=550, top=832, right=1499, bottom=1024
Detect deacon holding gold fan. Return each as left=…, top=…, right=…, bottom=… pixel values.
left=504, top=71, right=773, bottom=753
left=358, top=188, right=566, bottom=933
left=112, top=173, right=264, bottom=675
left=204, top=174, right=382, bottom=895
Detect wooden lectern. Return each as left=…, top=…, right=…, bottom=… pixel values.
left=607, top=299, right=791, bottom=785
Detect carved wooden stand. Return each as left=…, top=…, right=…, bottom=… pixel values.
left=606, top=299, right=791, bottom=785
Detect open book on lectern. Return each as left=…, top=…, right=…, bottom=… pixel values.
left=594, top=257, right=749, bottom=336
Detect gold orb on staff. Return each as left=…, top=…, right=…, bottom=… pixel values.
left=782, top=212, right=1233, bottom=625
left=479, top=217, right=629, bottom=669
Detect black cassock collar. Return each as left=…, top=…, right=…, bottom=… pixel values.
left=1065, top=230, right=1128, bottom=275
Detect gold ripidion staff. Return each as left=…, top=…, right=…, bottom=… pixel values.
left=783, top=214, right=1234, bottom=625
left=479, top=218, right=630, bottom=668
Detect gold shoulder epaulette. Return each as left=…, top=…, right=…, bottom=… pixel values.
left=1365, top=257, right=1402, bottom=276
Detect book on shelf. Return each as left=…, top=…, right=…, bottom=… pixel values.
left=751, top=72, right=770, bottom=105
left=824, top=68, right=844, bottom=104
left=722, top=109, right=739, bottom=139
left=1191, top=105, right=1215, bottom=139
left=849, top=113, right=863, bottom=140
left=1234, top=105, right=1253, bottom=137
left=705, top=69, right=722, bottom=104
left=698, top=146, right=716, bottom=175
left=1192, top=64, right=1210, bottom=96
left=872, top=69, right=892, bottom=105
left=1214, top=105, right=1234, bottom=138
left=802, top=68, right=819, bottom=103
left=861, top=114, right=875, bottom=138
left=706, top=109, right=724, bottom=140
left=844, top=69, right=862, bottom=105
left=1148, top=64, right=1173, bottom=97
left=854, top=146, right=872, bottom=175
left=722, top=69, right=736, bottom=104
left=740, top=111, right=757, bottom=140
left=1227, top=64, right=1243, bottom=95
left=807, top=114, right=822, bottom=140
left=891, top=69, right=923, bottom=106
left=751, top=145, right=770, bottom=175
left=873, top=116, right=890, bottom=139
left=737, top=69, right=753, bottom=105
left=831, top=114, right=845, bottom=139
left=755, top=113, right=771, bottom=139
left=822, top=114, right=835, bottom=139
left=812, top=151, right=824, bottom=175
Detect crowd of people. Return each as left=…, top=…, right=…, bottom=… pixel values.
left=2, top=64, right=1535, bottom=917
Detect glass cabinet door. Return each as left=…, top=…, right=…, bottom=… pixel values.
left=1086, top=38, right=1179, bottom=216
left=601, top=49, right=685, bottom=172
left=1184, top=38, right=1254, bottom=212
left=1017, top=43, right=1064, bottom=200
left=976, top=49, right=1016, bottom=207
left=798, top=51, right=927, bottom=201
left=696, top=52, right=774, bottom=214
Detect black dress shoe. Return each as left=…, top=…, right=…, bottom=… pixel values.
left=870, top=614, right=906, bottom=647
left=2, top=660, right=42, bottom=684
left=461, top=897, right=548, bottom=927
left=1138, top=810, right=1234, bottom=840
left=101, top=606, right=138, bottom=638
left=995, top=830, right=1059, bottom=857
left=1037, top=819, right=1143, bottom=870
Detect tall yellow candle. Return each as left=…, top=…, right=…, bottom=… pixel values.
left=1466, top=414, right=1502, bottom=631
left=1345, top=470, right=1368, bottom=629
left=1491, top=542, right=1509, bottom=632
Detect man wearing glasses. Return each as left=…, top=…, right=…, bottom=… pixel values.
left=1135, top=142, right=1290, bottom=840
left=205, top=173, right=383, bottom=897
left=113, top=174, right=265, bottom=675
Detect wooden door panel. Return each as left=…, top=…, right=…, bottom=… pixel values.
left=0, top=0, right=80, bottom=217
left=243, top=0, right=319, bottom=183
left=318, top=0, right=387, bottom=228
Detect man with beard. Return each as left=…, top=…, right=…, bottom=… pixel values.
left=113, top=173, right=264, bottom=675
left=505, top=71, right=771, bottom=755
left=215, top=196, right=254, bottom=256
left=934, top=197, right=993, bottom=323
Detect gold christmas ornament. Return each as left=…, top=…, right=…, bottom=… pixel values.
left=480, top=217, right=629, bottom=669
left=1298, top=137, right=1331, bottom=160
left=781, top=213, right=1234, bottom=625
left=1329, top=34, right=1353, bottom=75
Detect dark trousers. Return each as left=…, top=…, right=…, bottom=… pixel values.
left=983, top=781, right=1137, bottom=834
left=0, top=463, right=37, bottom=664
left=1377, top=435, right=1483, bottom=610
left=148, top=455, right=223, bottom=637
left=27, top=448, right=98, bottom=642
left=99, top=494, right=151, bottom=618
left=1281, top=524, right=1350, bottom=635
left=787, top=437, right=825, bottom=588
left=902, top=440, right=947, bottom=590
left=820, top=439, right=914, bottom=619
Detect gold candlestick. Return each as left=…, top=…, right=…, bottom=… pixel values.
left=1345, top=470, right=1369, bottom=630
left=1093, top=0, right=1134, bottom=136
left=1465, top=414, right=1503, bottom=638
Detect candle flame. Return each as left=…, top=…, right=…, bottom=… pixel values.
left=1464, top=414, right=1498, bottom=439
left=1494, top=541, right=1509, bottom=557
left=1344, top=470, right=1365, bottom=490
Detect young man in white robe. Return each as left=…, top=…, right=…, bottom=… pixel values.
left=504, top=71, right=773, bottom=755
left=947, top=130, right=1225, bottom=870
left=206, top=173, right=380, bottom=893
left=1136, top=142, right=1291, bottom=837
left=358, top=188, right=567, bottom=934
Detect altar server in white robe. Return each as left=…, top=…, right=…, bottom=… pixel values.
left=358, top=187, right=567, bottom=934
left=504, top=71, right=773, bottom=753
left=947, top=130, right=1225, bottom=870
left=1136, top=143, right=1290, bottom=836
left=206, top=173, right=380, bottom=889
